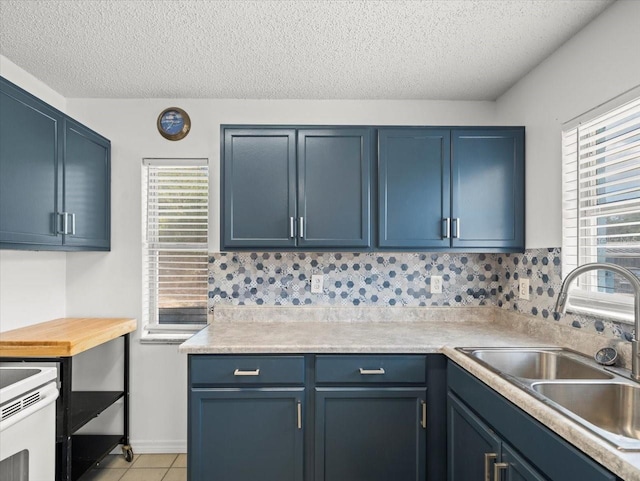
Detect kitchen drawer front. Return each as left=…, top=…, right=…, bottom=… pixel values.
left=190, top=355, right=305, bottom=385
left=315, top=355, right=426, bottom=384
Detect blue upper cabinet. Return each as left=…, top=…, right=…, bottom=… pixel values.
left=451, top=128, right=525, bottom=250
left=0, top=77, right=111, bottom=251
left=221, top=125, right=523, bottom=252
left=379, top=127, right=524, bottom=251
left=62, top=118, right=111, bottom=250
left=0, top=77, right=63, bottom=247
left=298, top=128, right=371, bottom=248
left=378, top=128, right=451, bottom=248
left=223, top=128, right=297, bottom=248
left=222, top=127, right=372, bottom=250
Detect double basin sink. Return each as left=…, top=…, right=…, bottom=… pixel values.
left=457, top=347, right=640, bottom=451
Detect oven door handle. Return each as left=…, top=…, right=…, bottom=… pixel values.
left=0, top=382, right=59, bottom=432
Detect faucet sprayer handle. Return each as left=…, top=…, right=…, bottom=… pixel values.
left=554, top=291, right=567, bottom=314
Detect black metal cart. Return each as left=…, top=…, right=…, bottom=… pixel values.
left=2, top=333, right=133, bottom=481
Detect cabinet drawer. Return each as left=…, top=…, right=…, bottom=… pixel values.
left=315, top=355, right=426, bottom=384
left=190, top=355, right=305, bottom=385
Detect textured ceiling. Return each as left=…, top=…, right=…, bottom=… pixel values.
left=0, top=0, right=614, bottom=100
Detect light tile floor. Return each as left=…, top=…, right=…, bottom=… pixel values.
left=83, top=454, right=186, bottom=481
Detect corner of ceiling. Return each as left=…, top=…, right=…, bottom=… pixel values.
left=0, top=54, right=67, bottom=112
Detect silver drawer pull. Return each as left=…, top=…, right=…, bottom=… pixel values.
left=484, top=453, right=497, bottom=481
left=233, top=369, right=260, bottom=376
left=359, top=368, right=385, bottom=375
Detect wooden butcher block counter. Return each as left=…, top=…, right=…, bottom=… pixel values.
left=0, top=317, right=137, bottom=357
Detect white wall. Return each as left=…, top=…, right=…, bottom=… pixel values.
left=496, top=0, right=640, bottom=249
left=0, top=55, right=67, bottom=331
left=64, top=97, right=498, bottom=451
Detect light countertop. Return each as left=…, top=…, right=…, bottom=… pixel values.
left=179, top=306, right=639, bottom=481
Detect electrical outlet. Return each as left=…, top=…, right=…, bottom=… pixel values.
left=311, top=274, right=324, bottom=294
left=519, top=278, right=530, bottom=300
left=431, top=276, right=443, bottom=294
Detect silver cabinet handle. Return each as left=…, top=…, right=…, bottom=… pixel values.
left=484, top=453, right=497, bottom=481
left=442, top=218, right=451, bottom=239
left=299, top=217, right=304, bottom=238
left=57, top=213, right=66, bottom=234
left=233, top=369, right=260, bottom=376
left=359, top=368, right=385, bottom=375
left=297, top=401, right=302, bottom=430
left=494, top=462, right=508, bottom=481
left=421, top=401, right=427, bottom=429
left=453, top=218, right=461, bottom=238
left=69, top=213, right=76, bottom=236
left=290, top=217, right=295, bottom=238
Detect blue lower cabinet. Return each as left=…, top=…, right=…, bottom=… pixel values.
left=188, top=354, right=444, bottom=481
left=189, top=388, right=304, bottom=481
left=314, top=388, right=427, bottom=481
left=501, top=444, right=548, bottom=481
left=448, top=392, right=545, bottom=481
left=448, top=392, right=502, bottom=481
left=448, top=362, right=618, bottom=481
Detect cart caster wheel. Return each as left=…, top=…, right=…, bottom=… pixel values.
left=122, top=445, right=134, bottom=462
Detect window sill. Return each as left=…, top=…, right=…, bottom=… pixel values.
left=140, top=324, right=206, bottom=345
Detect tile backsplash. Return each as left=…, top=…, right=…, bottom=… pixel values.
left=209, top=248, right=634, bottom=341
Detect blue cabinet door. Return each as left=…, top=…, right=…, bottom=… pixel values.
left=448, top=392, right=547, bottom=481
left=0, top=77, right=63, bottom=246
left=448, top=392, right=502, bottom=481
left=297, top=129, right=371, bottom=248
left=315, top=387, right=426, bottom=481
left=223, top=128, right=297, bottom=248
left=448, top=363, right=617, bottom=481
left=501, top=444, right=547, bottom=481
left=0, top=76, right=111, bottom=251
left=190, top=388, right=304, bottom=481
left=62, top=118, right=110, bottom=250
left=451, top=128, right=525, bottom=250
left=378, top=128, right=451, bottom=248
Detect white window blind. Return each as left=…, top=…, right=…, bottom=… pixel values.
left=142, top=158, right=209, bottom=340
left=562, top=97, right=640, bottom=323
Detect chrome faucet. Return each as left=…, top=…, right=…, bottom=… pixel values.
left=554, top=262, right=640, bottom=382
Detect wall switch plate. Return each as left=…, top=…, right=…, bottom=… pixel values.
left=311, top=274, right=324, bottom=294
left=431, top=276, right=443, bottom=294
left=519, top=278, right=530, bottom=300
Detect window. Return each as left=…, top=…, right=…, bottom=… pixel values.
left=562, top=94, right=640, bottom=323
left=142, top=158, right=209, bottom=342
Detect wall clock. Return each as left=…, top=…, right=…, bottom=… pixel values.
left=157, top=107, right=191, bottom=141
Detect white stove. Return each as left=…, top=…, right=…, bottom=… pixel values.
left=0, top=366, right=58, bottom=481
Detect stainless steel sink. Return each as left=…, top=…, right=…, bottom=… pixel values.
left=470, top=349, right=613, bottom=380
left=457, top=346, right=640, bottom=450
left=532, top=382, right=640, bottom=446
